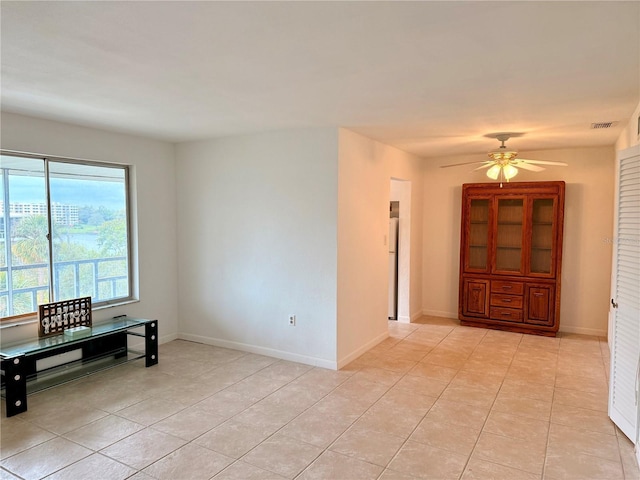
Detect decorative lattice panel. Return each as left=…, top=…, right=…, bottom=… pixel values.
left=38, top=297, right=92, bottom=338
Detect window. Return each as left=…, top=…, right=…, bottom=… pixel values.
left=0, top=153, right=132, bottom=320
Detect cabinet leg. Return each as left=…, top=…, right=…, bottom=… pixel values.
left=145, top=321, right=158, bottom=367
left=2, top=355, right=27, bottom=417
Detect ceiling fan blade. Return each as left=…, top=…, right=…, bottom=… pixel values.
left=518, top=159, right=568, bottom=166
left=440, top=160, right=491, bottom=168
left=516, top=163, right=545, bottom=172
left=473, top=163, right=494, bottom=171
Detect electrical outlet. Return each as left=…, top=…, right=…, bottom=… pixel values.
left=288, top=315, right=296, bottom=326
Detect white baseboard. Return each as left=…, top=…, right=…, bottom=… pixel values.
left=558, top=325, right=608, bottom=337
left=396, top=311, right=423, bottom=323
left=422, top=309, right=458, bottom=319
left=160, top=333, right=179, bottom=344
left=178, top=333, right=337, bottom=370
left=336, top=330, right=389, bottom=370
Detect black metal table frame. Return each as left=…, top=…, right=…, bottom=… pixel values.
left=1, top=317, right=158, bottom=417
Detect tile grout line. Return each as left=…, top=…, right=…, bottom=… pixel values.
left=10, top=351, right=311, bottom=479
left=375, top=323, right=497, bottom=479
left=541, top=332, right=562, bottom=480
left=372, top=323, right=459, bottom=479
left=456, top=328, right=527, bottom=479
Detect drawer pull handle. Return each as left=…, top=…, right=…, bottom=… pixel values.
left=502, top=285, right=512, bottom=290
left=501, top=312, right=512, bottom=316
left=533, top=293, right=544, bottom=297
left=502, top=298, right=512, bottom=303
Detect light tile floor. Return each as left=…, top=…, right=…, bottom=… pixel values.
left=1, top=316, right=639, bottom=480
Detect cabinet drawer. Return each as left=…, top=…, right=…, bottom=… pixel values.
left=490, top=307, right=523, bottom=322
left=491, top=281, right=524, bottom=295
left=490, top=294, right=523, bottom=309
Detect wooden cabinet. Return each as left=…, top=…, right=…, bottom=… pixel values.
left=462, top=278, right=490, bottom=317
left=459, top=182, right=565, bottom=336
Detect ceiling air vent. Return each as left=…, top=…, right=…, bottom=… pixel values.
left=591, top=121, right=618, bottom=129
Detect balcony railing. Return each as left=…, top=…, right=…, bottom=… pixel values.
left=0, top=256, right=127, bottom=318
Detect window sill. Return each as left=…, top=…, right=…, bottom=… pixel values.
left=0, top=316, right=38, bottom=329
left=0, top=298, right=140, bottom=330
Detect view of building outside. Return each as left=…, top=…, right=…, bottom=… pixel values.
left=0, top=155, right=130, bottom=318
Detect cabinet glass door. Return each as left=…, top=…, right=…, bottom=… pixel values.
left=530, top=198, right=555, bottom=274
left=468, top=199, right=490, bottom=270
left=495, top=198, right=524, bottom=272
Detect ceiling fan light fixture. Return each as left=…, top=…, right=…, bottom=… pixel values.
left=439, top=132, right=568, bottom=184
left=486, top=164, right=501, bottom=180
left=503, top=164, right=518, bottom=180
left=488, top=150, right=518, bottom=162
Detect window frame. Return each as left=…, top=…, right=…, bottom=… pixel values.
left=0, top=150, right=135, bottom=322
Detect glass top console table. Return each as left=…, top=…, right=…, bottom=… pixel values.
left=1, top=316, right=158, bottom=417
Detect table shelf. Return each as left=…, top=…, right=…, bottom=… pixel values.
left=1, top=316, right=158, bottom=417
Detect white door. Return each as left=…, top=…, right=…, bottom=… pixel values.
left=609, top=144, right=640, bottom=443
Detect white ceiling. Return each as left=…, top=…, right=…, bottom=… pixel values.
left=1, top=1, right=638, bottom=160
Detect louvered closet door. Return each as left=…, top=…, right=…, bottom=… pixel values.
left=609, top=144, right=640, bottom=442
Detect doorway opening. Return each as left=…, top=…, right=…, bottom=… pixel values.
left=390, top=179, right=411, bottom=323
left=388, top=201, right=399, bottom=320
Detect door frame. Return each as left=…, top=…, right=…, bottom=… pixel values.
left=390, top=178, right=411, bottom=323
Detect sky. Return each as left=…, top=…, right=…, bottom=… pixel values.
left=7, top=176, right=126, bottom=211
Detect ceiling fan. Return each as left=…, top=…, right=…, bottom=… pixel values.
left=441, top=133, right=568, bottom=185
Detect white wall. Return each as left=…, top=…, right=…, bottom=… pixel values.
left=0, top=112, right=179, bottom=343
left=175, top=129, right=339, bottom=368
left=2, top=111, right=625, bottom=365
left=421, top=163, right=463, bottom=320
left=423, top=146, right=614, bottom=336
left=1, top=117, right=425, bottom=369
left=616, top=100, right=640, bottom=150
left=337, top=129, right=423, bottom=366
